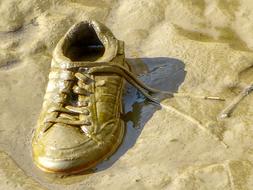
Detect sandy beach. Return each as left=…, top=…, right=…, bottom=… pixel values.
left=0, top=0, right=253, bottom=189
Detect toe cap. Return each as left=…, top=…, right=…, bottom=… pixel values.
left=32, top=120, right=124, bottom=174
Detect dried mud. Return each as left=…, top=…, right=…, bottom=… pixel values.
left=0, top=0, right=253, bottom=189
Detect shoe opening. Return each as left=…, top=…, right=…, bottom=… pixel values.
left=62, top=22, right=105, bottom=62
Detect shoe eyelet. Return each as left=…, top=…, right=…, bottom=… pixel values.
left=80, top=67, right=89, bottom=72
left=85, top=121, right=92, bottom=126
left=78, top=101, right=89, bottom=107
left=84, top=101, right=89, bottom=107
left=84, top=110, right=90, bottom=115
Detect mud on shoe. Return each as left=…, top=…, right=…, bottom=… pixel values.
left=32, top=20, right=127, bottom=174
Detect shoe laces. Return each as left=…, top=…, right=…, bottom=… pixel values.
left=42, top=62, right=161, bottom=133
left=42, top=62, right=224, bottom=135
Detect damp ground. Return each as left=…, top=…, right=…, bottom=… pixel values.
left=1, top=0, right=253, bottom=189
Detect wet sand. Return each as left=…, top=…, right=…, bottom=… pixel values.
left=1, top=0, right=253, bottom=189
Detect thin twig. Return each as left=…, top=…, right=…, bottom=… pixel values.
left=218, top=83, right=253, bottom=119
left=173, top=93, right=225, bottom=101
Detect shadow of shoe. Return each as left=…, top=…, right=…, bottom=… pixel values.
left=95, top=57, right=186, bottom=172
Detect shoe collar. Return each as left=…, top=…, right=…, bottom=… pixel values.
left=53, top=20, right=118, bottom=69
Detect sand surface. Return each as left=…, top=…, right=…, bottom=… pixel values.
left=0, top=0, right=253, bottom=189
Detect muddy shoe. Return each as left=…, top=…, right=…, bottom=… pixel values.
left=32, top=20, right=129, bottom=174
left=32, top=20, right=224, bottom=174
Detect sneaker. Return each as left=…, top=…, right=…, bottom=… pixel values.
left=32, top=20, right=224, bottom=174
left=32, top=20, right=129, bottom=174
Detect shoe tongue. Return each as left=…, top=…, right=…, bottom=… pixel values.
left=42, top=124, right=88, bottom=149
left=52, top=20, right=118, bottom=69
